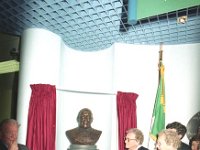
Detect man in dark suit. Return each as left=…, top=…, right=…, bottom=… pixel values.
left=0, top=119, right=29, bottom=150
left=124, top=128, right=149, bottom=150
left=166, top=121, right=191, bottom=150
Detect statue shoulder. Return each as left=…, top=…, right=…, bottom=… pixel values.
left=91, top=128, right=102, bottom=137
left=90, top=128, right=102, bottom=144
left=65, top=128, right=78, bottom=136
left=65, top=127, right=102, bottom=145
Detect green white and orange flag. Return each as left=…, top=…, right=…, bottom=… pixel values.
left=150, top=57, right=166, bottom=141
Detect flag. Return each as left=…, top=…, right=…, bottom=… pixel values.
left=150, top=63, right=165, bottom=141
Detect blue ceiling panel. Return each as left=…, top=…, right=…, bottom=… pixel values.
left=0, top=0, right=199, bottom=51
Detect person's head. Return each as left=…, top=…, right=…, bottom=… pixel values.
left=189, top=135, right=200, bottom=150
left=166, top=121, right=187, bottom=139
left=124, top=128, right=144, bottom=149
left=156, top=129, right=180, bottom=150
left=77, top=108, right=93, bottom=128
left=0, top=119, right=20, bottom=146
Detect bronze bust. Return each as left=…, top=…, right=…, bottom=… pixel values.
left=65, top=108, right=102, bottom=145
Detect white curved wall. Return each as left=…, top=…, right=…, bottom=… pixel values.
left=113, top=43, right=200, bottom=149
left=17, top=28, right=62, bottom=143
left=17, top=27, right=200, bottom=150
left=56, top=46, right=117, bottom=150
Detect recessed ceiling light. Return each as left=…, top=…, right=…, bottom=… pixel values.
left=177, top=16, right=188, bottom=24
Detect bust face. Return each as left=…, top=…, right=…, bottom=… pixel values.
left=79, top=109, right=92, bottom=128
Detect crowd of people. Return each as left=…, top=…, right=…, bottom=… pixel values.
left=124, top=121, right=200, bottom=150
left=0, top=118, right=199, bottom=150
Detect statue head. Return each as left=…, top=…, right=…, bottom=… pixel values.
left=66, top=108, right=102, bottom=145
left=77, top=108, right=93, bottom=129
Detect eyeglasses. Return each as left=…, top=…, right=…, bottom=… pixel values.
left=124, top=137, right=137, bottom=142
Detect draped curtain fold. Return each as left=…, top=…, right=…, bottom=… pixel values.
left=117, top=91, right=138, bottom=150
left=26, top=84, right=56, bottom=150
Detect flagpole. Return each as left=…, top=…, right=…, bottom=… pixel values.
left=159, top=43, right=163, bottom=64
left=159, top=43, right=163, bottom=80
left=147, top=43, right=164, bottom=149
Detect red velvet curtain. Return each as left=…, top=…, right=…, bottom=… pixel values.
left=117, top=91, right=138, bottom=150
left=26, top=84, right=56, bottom=150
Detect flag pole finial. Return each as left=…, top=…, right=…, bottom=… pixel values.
left=159, top=43, right=163, bottom=67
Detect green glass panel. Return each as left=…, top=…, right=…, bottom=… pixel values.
left=137, top=0, right=200, bottom=19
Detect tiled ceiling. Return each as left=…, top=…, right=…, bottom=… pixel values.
left=0, top=0, right=200, bottom=51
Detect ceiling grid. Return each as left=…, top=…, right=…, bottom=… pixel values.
left=0, top=0, right=199, bottom=51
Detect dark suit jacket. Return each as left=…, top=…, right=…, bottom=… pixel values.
left=138, top=146, right=149, bottom=150
left=178, top=141, right=191, bottom=150
left=0, top=140, right=29, bottom=150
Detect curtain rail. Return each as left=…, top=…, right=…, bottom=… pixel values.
left=56, top=88, right=116, bottom=95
